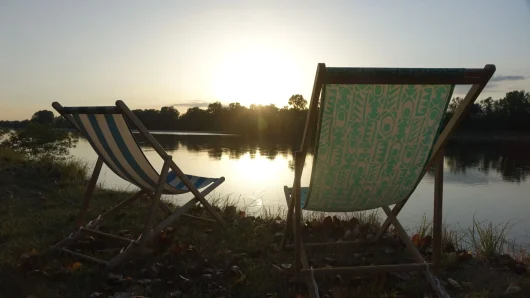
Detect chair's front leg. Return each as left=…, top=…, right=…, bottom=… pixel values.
left=281, top=186, right=295, bottom=248
left=76, top=157, right=103, bottom=226
left=139, top=156, right=171, bottom=246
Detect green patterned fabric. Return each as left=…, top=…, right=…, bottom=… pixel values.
left=303, top=84, right=453, bottom=212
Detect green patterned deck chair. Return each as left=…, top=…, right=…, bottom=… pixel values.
left=282, top=63, right=495, bottom=297
left=51, top=100, right=226, bottom=271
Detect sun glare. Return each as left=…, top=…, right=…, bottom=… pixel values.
left=212, top=47, right=303, bottom=107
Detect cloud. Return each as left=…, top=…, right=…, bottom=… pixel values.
left=482, top=83, right=498, bottom=91
left=171, top=100, right=210, bottom=108
left=490, top=75, right=526, bottom=82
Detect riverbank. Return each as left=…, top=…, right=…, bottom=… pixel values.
left=450, top=131, right=530, bottom=143
left=1, top=148, right=529, bottom=297
left=5, top=126, right=530, bottom=142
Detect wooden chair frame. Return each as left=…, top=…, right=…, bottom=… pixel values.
left=282, top=63, right=496, bottom=297
left=51, top=100, right=226, bottom=271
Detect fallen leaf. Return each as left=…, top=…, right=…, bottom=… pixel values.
left=71, top=262, right=82, bottom=271
left=234, top=273, right=246, bottom=284
left=412, top=234, right=421, bottom=246
left=171, top=244, right=182, bottom=254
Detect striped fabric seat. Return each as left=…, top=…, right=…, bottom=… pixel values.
left=166, top=172, right=219, bottom=191
left=72, top=113, right=220, bottom=194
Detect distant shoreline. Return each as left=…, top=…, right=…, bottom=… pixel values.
left=7, top=127, right=530, bottom=142
left=450, top=131, right=530, bottom=142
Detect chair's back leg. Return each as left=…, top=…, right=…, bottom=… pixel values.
left=169, top=160, right=226, bottom=225
left=77, top=157, right=103, bottom=226
left=432, top=150, right=444, bottom=275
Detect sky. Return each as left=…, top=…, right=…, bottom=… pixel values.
left=1, top=0, right=530, bottom=120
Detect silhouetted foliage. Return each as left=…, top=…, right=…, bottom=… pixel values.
left=2, top=91, right=530, bottom=138
left=0, top=123, right=78, bottom=158
left=31, top=110, right=55, bottom=126
left=288, top=94, right=308, bottom=111
left=444, top=90, right=530, bottom=131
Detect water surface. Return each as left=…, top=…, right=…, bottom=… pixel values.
left=68, top=132, right=530, bottom=243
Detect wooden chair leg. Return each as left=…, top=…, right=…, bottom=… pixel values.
left=281, top=186, right=295, bottom=248
left=432, top=150, right=444, bottom=275
left=293, top=182, right=302, bottom=278
left=76, top=157, right=103, bottom=226
left=381, top=205, right=450, bottom=298
left=140, top=157, right=171, bottom=246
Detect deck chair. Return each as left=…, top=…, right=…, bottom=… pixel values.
left=51, top=100, right=226, bottom=270
left=282, top=63, right=495, bottom=297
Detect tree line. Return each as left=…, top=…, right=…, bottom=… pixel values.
left=2, top=90, right=530, bottom=137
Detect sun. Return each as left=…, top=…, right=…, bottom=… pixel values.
left=212, top=46, right=303, bottom=107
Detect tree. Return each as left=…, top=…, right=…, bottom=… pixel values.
left=207, top=102, right=223, bottom=114
left=31, top=110, right=55, bottom=126
left=1, top=122, right=77, bottom=158
left=288, top=94, right=308, bottom=111
left=479, top=97, right=494, bottom=115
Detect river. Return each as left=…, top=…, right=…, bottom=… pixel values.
left=68, top=131, right=530, bottom=244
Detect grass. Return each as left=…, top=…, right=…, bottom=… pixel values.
left=1, top=147, right=529, bottom=298
left=467, top=216, right=514, bottom=259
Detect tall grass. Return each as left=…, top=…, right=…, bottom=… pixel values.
left=466, top=216, right=513, bottom=259
left=414, top=214, right=432, bottom=238
left=442, top=225, right=466, bottom=251
left=0, top=146, right=88, bottom=184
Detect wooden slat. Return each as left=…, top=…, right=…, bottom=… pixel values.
left=299, top=63, right=327, bottom=155
left=325, top=66, right=491, bottom=85
left=76, top=157, right=103, bottom=226
left=52, top=102, right=81, bottom=131
left=301, top=263, right=428, bottom=276
left=52, top=104, right=120, bottom=114
left=54, top=247, right=108, bottom=265
left=79, top=227, right=135, bottom=243
left=287, top=239, right=366, bottom=248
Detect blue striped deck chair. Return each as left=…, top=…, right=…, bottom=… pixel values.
left=51, top=100, right=226, bottom=270
left=282, top=64, right=495, bottom=298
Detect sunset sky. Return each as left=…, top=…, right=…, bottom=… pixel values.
left=1, top=0, right=529, bottom=120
